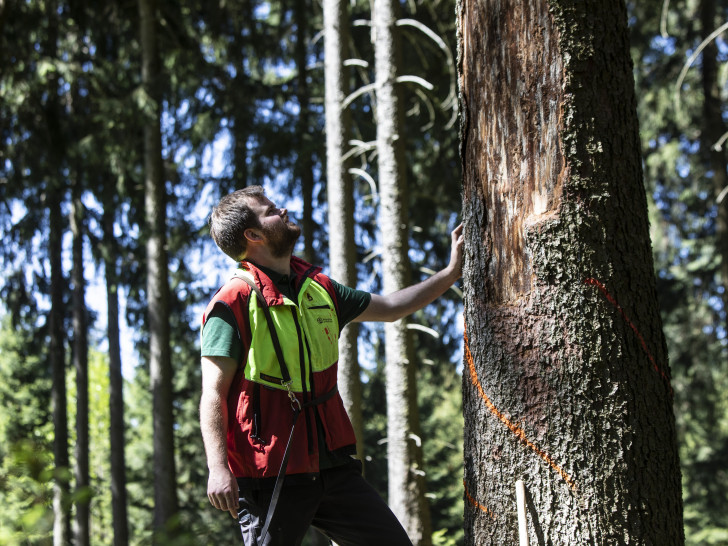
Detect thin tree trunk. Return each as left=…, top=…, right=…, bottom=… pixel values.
left=46, top=2, right=70, bottom=540
left=49, top=180, right=70, bottom=546
left=324, top=0, right=364, bottom=461
left=373, top=0, right=432, bottom=541
left=138, top=0, right=179, bottom=533
left=103, top=185, right=130, bottom=546
left=458, top=0, right=683, bottom=543
left=232, top=74, right=250, bottom=189
left=71, top=183, right=90, bottom=546
left=295, top=0, right=316, bottom=264
left=700, top=0, right=728, bottom=322
left=231, top=0, right=254, bottom=190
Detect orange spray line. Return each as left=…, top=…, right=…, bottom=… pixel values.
left=463, top=326, right=578, bottom=491
left=584, top=278, right=673, bottom=396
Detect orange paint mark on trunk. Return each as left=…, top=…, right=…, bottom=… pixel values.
left=584, top=278, right=673, bottom=396
left=463, top=479, right=497, bottom=520
left=464, top=326, right=578, bottom=491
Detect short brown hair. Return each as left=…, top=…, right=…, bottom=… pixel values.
left=209, top=186, right=266, bottom=260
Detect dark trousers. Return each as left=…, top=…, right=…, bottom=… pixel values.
left=237, top=460, right=413, bottom=546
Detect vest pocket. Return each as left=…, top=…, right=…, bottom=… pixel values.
left=250, top=383, right=267, bottom=446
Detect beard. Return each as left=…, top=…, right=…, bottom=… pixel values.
left=263, top=219, right=301, bottom=258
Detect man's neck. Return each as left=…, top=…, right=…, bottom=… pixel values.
left=244, top=250, right=292, bottom=277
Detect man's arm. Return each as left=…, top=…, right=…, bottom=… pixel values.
left=200, top=355, right=239, bottom=519
left=355, top=224, right=464, bottom=323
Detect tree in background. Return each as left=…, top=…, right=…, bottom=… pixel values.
left=295, top=0, right=317, bottom=264
left=49, top=184, right=70, bottom=546
left=71, top=180, right=91, bottom=546
left=629, top=0, right=728, bottom=542
left=459, top=0, right=683, bottom=543
left=373, top=0, right=433, bottom=542
left=138, top=0, right=179, bottom=533
left=324, top=0, right=365, bottom=461
left=101, top=182, right=131, bottom=546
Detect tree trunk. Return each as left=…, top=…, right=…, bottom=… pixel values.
left=45, top=3, right=70, bottom=540
left=295, top=0, right=316, bottom=264
left=373, top=0, right=432, bottom=541
left=324, top=0, right=364, bottom=461
left=49, top=180, right=70, bottom=546
left=230, top=0, right=254, bottom=191
left=71, top=183, right=90, bottom=546
left=138, top=0, right=179, bottom=533
left=700, top=0, right=728, bottom=325
left=458, top=0, right=684, bottom=543
left=102, top=184, right=130, bottom=546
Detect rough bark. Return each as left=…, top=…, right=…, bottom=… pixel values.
left=139, top=0, right=179, bottom=532
left=458, top=0, right=683, bottom=543
left=71, top=185, right=90, bottom=546
left=373, top=0, right=432, bottom=541
left=324, top=0, right=364, bottom=461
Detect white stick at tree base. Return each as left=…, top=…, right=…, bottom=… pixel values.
left=516, top=480, right=529, bottom=546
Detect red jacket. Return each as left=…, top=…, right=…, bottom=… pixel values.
left=202, top=257, right=357, bottom=479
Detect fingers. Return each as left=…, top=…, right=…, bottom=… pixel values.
left=207, top=471, right=239, bottom=517
left=451, top=223, right=464, bottom=251
left=452, top=222, right=463, bottom=240
left=452, top=223, right=464, bottom=250
left=208, top=490, right=239, bottom=516
left=447, top=223, right=464, bottom=278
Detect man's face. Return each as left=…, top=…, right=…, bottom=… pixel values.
left=250, top=196, right=301, bottom=258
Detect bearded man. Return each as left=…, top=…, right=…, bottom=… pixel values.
left=199, top=186, right=463, bottom=545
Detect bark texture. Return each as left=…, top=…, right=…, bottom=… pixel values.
left=458, top=0, right=683, bottom=543
left=373, top=0, right=432, bottom=541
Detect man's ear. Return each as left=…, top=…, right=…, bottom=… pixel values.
left=244, top=228, right=263, bottom=243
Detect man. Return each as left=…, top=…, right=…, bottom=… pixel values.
left=200, top=186, right=463, bottom=545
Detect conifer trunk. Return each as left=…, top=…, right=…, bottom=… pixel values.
left=49, top=180, right=70, bottom=546
left=324, top=0, right=364, bottom=460
left=102, top=184, right=130, bottom=546
left=700, top=0, right=728, bottom=325
left=71, top=184, right=90, bottom=546
left=373, top=0, right=432, bottom=541
left=139, top=0, right=179, bottom=532
left=458, top=0, right=684, bottom=543
left=295, top=0, right=316, bottom=264
left=46, top=4, right=70, bottom=541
